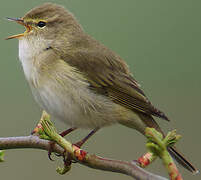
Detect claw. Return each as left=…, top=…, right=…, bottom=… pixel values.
left=46, top=128, right=77, bottom=161
left=48, top=141, right=56, bottom=161
left=48, top=150, right=55, bottom=161
left=63, top=152, right=72, bottom=166
left=55, top=153, right=62, bottom=157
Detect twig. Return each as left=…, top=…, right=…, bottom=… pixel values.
left=138, top=152, right=157, bottom=167
left=0, top=111, right=183, bottom=180
left=145, top=128, right=183, bottom=180
left=0, top=135, right=167, bottom=180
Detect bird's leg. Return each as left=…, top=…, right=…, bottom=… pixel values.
left=73, top=128, right=99, bottom=148
left=60, top=128, right=77, bottom=137
left=56, top=128, right=99, bottom=166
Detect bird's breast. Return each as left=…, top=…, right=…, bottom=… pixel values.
left=19, top=38, right=36, bottom=81
left=17, top=39, right=124, bottom=128
left=30, top=70, right=121, bottom=129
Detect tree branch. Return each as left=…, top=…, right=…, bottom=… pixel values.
left=0, top=135, right=167, bottom=180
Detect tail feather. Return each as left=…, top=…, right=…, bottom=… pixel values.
left=168, top=146, right=199, bottom=174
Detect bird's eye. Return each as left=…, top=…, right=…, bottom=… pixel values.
left=37, top=21, right=46, bottom=28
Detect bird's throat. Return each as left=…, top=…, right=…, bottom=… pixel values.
left=18, top=37, right=52, bottom=86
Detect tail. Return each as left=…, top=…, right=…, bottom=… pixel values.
left=168, top=146, right=199, bottom=174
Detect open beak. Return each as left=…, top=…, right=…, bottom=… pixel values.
left=6, top=17, right=32, bottom=40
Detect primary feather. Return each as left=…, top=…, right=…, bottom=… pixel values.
left=58, top=40, right=169, bottom=121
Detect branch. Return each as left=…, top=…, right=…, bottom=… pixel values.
left=144, top=128, right=183, bottom=180
left=0, top=112, right=183, bottom=180
left=0, top=135, right=167, bottom=180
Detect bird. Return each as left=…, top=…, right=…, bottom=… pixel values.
left=6, top=2, right=198, bottom=174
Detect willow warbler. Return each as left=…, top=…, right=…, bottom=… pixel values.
left=6, top=3, right=198, bottom=174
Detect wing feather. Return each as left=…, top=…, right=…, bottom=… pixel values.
left=62, top=49, right=169, bottom=121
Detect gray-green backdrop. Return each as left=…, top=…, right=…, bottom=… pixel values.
left=0, top=0, right=200, bottom=179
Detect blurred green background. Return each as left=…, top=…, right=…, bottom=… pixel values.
left=0, top=0, right=200, bottom=179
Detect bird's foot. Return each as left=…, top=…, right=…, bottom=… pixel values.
left=48, top=128, right=77, bottom=160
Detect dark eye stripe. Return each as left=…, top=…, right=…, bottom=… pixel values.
left=37, top=21, right=46, bottom=28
